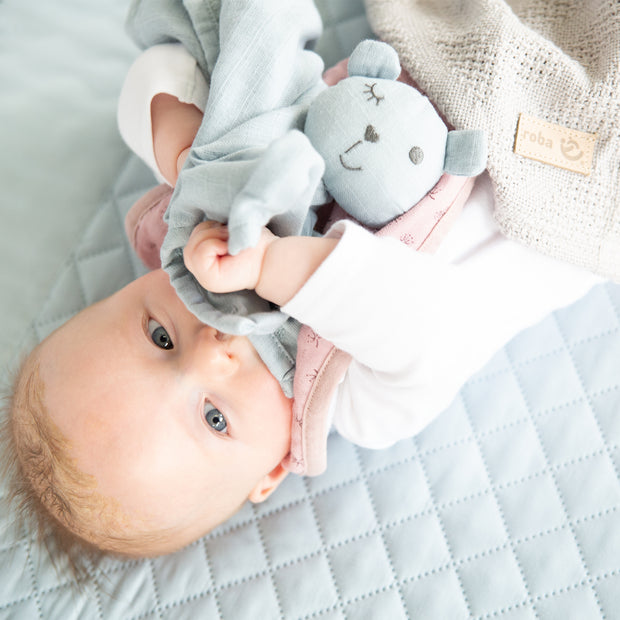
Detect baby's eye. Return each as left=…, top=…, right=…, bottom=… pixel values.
left=363, top=82, right=384, bottom=106
left=148, top=319, right=174, bottom=350
left=205, top=404, right=228, bottom=434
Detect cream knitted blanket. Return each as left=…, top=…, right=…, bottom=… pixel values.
left=365, top=0, right=620, bottom=279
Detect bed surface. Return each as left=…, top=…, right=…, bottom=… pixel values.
left=1, top=1, right=619, bottom=618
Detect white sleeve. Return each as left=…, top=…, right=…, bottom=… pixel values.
left=117, top=43, right=209, bottom=183
left=281, top=177, right=601, bottom=449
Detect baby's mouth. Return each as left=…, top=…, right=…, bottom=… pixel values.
left=339, top=140, right=363, bottom=171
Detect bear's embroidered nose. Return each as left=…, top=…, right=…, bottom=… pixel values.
left=364, top=125, right=379, bottom=143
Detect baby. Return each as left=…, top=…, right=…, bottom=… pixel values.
left=7, top=220, right=335, bottom=557
left=2, top=39, right=600, bottom=570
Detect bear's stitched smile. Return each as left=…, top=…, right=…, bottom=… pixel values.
left=339, top=140, right=363, bottom=171
left=339, top=125, right=380, bottom=171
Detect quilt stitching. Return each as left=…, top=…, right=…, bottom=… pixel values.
left=413, top=435, right=473, bottom=616
left=146, top=559, right=164, bottom=620
left=197, top=433, right=614, bottom=547
left=252, top=507, right=286, bottom=619
left=23, top=540, right=43, bottom=620
left=460, top=390, right=534, bottom=608
left=200, top=538, right=223, bottom=619
left=301, top=477, right=343, bottom=616
left=466, top=325, right=619, bottom=385
left=504, top=339, right=605, bottom=617
left=73, top=500, right=617, bottom=603
left=553, top=302, right=620, bottom=486
left=352, top=445, right=409, bottom=618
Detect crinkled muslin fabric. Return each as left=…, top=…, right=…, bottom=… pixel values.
left=365, top=0, right=620, bottom=280
left=126, top=0, right=330, bottom=396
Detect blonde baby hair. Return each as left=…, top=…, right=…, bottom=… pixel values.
left=0, top=352, right=169, bottom=581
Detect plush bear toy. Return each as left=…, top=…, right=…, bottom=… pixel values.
left=304, top=39, right=487, bottom=227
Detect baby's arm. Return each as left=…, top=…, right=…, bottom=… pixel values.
left=183, top=222, right=338, bottom=306
left=150, top=93, right=203, bottom=186
left=117, top=43, right=209, bottom=184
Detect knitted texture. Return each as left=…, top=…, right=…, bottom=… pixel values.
left=365, top=0, right=620, bottom=280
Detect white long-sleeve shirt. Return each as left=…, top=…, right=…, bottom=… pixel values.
left=118, top=44, right=601, bottom=449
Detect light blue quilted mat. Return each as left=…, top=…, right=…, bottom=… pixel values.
left=1, top=1, right=620, bottom=619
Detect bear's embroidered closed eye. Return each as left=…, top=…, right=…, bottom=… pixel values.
left=363, top=82, right=384, bottom=105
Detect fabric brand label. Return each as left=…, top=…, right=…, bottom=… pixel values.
left=514, top=113, right=597, bottom=176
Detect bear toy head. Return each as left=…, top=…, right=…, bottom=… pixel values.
left=305, top=40, right=487, bottom=228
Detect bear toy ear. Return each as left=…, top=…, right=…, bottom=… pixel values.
left=443, top=129, right=488, bottom=177
left=347, top=39, right=401, bottom=80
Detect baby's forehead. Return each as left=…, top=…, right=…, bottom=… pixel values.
left=34, top=303, right=104, bottom=368
left=11, top=351, right=44, bottom=422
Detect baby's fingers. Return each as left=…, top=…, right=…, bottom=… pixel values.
left=185, top=221, right=228, bottom=261
left=188, top=220, right=228, bottom=245
left=184, top=223, right=231, bottom=289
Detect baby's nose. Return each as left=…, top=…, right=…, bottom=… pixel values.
left=193, top=326, right=238, bottom=376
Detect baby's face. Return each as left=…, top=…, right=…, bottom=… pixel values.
left=37, top=269, right=293, bottom=552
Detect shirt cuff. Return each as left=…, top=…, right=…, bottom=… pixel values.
left=117, top=43, right=209, bottom=183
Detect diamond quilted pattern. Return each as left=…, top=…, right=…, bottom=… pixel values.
left=312, top=480, right=378, bottom=547
left=329, top=533, right=395, bottom=600
left=217, top=573, right=283, bottom=619
left=344, top=588, right=410, bottom=620
left=534, top=585, right=603, bottom=620
left=151, top=543, right=215, bottom=609
left=555, top=453, right=620, bottom=520
left=460, top=367, right=526, bottom=435
left=440, top=492, right=508, bottom=560
left=514, top=528, right=588, bottom=597
left=497, top=474, right=566, bottom=540
left=384, top=513, right=451, bottom=580
left=365, top=457, right=430, bottom=525
left=478, top=418, right=547, bottom=484
left=260, top=502, right=323, bottom=568
left=3, top=0, right=620, bottom=617
left=511, top=349, right=584, bottom=415
left=536, top=400, right=606, bottom=465
left=401, top=569, right=470, bottom=619
left=594, top=571, right=620, bottom=614
left=272, top=553, right=339, bottom=618
left=421, top=438, right=491, bottom=504
left=458, top=546, right=530, bottom=616
left=206, top=521, right=270, bottom=588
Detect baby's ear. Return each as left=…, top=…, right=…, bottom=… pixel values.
left=248, top=462, right=289, bottom=503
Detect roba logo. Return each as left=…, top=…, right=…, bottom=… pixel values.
left=520, top=129, right=585, bottom=162
left=514, top=114, right=597, bottom=176
left=560, top=138, right=584, bottom=161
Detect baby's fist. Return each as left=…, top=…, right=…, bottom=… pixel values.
left=184, top=221, right=276, bottom=293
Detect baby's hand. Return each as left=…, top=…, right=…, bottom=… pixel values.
left=184, top=221, right=277, bottom=293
